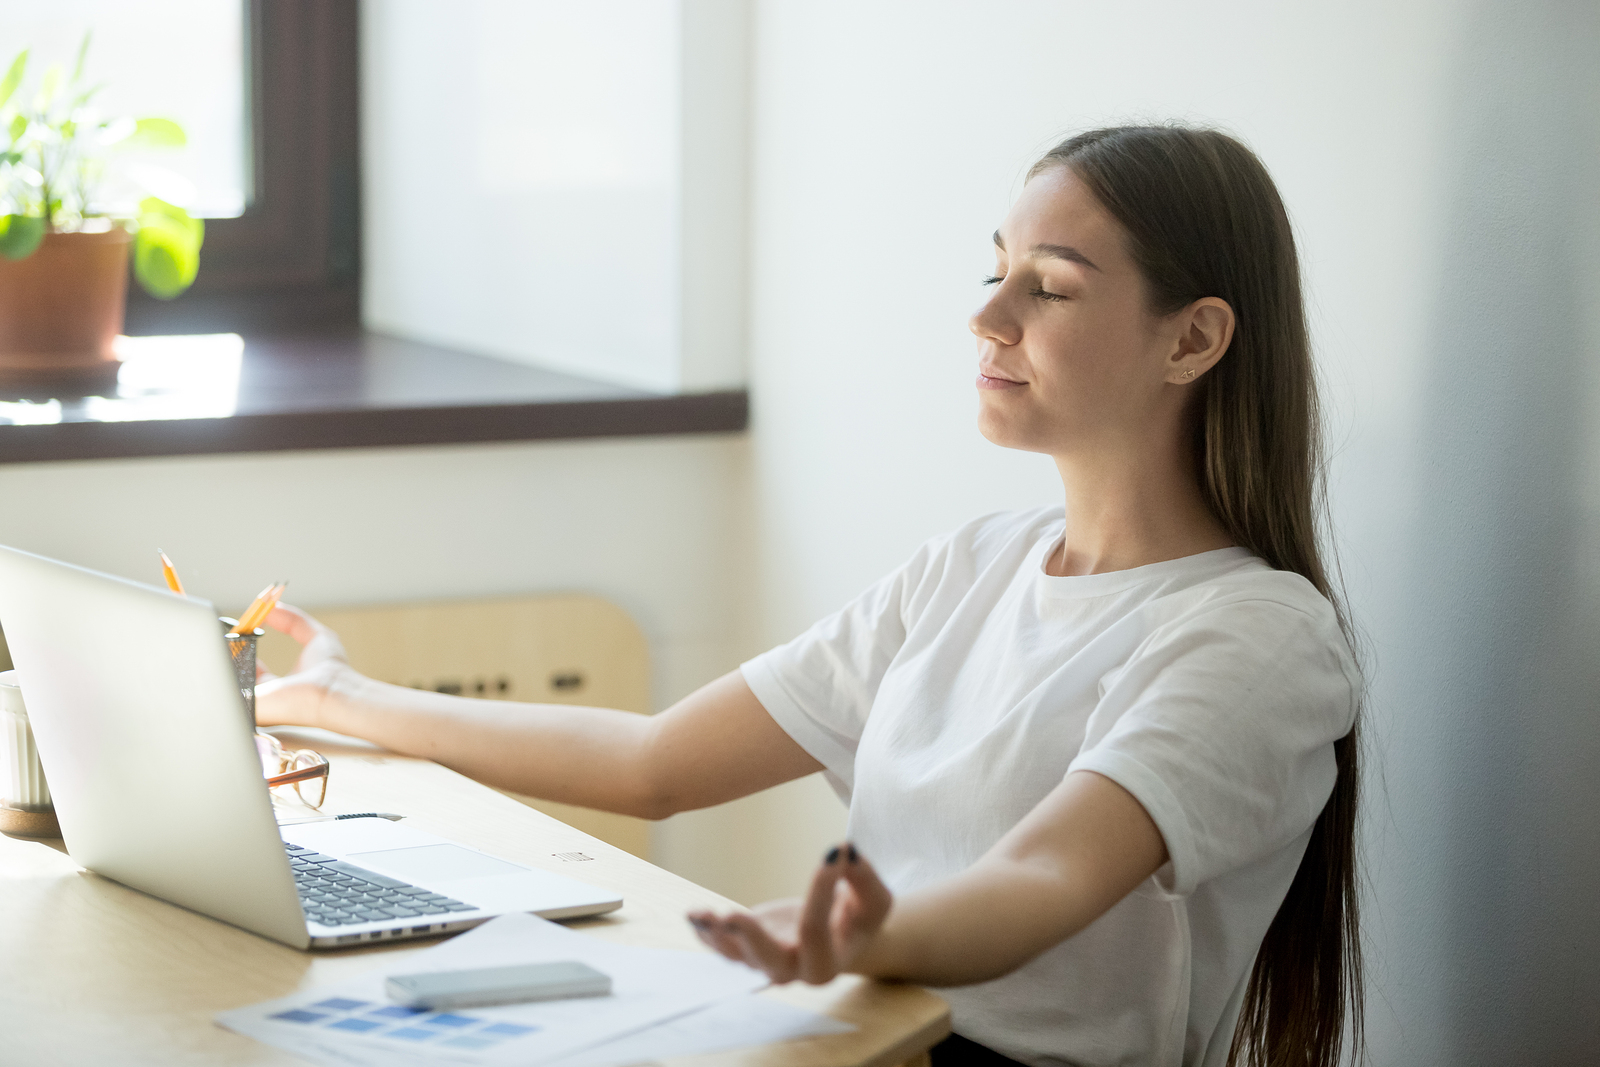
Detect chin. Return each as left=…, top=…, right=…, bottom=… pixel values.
left=977, top=409, right=1049, bottom=454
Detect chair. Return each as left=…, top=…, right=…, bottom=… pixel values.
left=258, top=593, right=652, bottom=859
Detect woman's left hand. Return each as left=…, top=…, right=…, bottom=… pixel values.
left=688, top=842, right=892, bottom=984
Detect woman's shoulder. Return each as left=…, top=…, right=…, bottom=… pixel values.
left=889, top=506, right=1061, bottom=599
left=934, top=505, right=1064, bottom=559
left=1149, top=558, right=1359, bottom=681
left=1177, top=556, right=1338, bottom=622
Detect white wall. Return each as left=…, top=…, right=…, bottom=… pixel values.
left=362, top=0, right=681, bottom=392
left=0, top=434, right=786, bottom=901
left=743, top=0, right=1599, bottom=1062
left=361, top=0, right=749, bottom=395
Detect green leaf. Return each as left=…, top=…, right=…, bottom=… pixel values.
left=0, top=49, right=25, bottom=112
left=71, top=32, right=91, bottom=86
left=8, top=113, right=26, bottom=142
left=139, top=196, right=204, bottom=243
left=38, top=64, right=62, bottom=109
left=72, top=81, right=106, bottom=109
left=0, top=214, right=45, bottom=260
left=130, top=117, right=185, bottom=148
left=135, top=207, right=202, bottom=298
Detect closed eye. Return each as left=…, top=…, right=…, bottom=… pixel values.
left=982, top=275, right=1067, bottom=302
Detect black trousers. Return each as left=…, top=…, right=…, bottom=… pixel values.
left=929, top=1033, right=1030, bottom=1067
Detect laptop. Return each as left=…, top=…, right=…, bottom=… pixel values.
left=0, top=543, right=622, bottom=949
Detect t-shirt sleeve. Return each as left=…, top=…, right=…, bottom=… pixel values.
left=1067, top=596, right=1359, bottom=896
left=741, top=540, right=943, bottom=798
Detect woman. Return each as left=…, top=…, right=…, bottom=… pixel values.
left=259, top=126, right=1362, bottom=1067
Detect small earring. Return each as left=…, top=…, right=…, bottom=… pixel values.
left=1180, top=368, right=1196, bottom=380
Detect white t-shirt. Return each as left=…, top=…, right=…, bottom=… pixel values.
left=741, top=507, right=1358, bottom=1067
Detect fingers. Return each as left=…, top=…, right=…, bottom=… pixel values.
left=687, top=910, right=741, bottom=961
left=725, top=912, right=799, bottom=980
left=265, top=603, right=350, bottom=673
left=797, top=846, right=846, bottom=982
left=684, top=846, right=884, bottom=989
left=837, top=844, right=894, bottom=929
left=686, top=910, right=798, bottom=982
left=263, top=604, right=318, bottom=644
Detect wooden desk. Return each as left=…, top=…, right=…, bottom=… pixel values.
left=0, top=738, right=948, bottom=1066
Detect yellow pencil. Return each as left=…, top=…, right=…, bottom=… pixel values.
left=232, top=581, right=287, bottom=635
left=229, top=583, right=276, bottom=636
left=237, top=583, right=280, bottom=634
left=158, top=550, right=186, bottom=595
left=247, top=581, right=288, bottom=631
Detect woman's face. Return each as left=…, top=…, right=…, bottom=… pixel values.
left=970, top=166, right=1186, bottom=457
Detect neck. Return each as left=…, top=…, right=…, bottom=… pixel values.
left=1047, top=431, right=1233, bottom=577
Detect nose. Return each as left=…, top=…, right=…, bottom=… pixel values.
left=969, top=286, right=1021, bottom=348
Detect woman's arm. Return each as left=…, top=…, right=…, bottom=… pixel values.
left=256, top=605, right=823, bottom=820
left=689, top=769, right=1167, bottom=986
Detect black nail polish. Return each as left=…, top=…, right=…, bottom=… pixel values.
left=846, top=844, right=858, bottom=863
left=825, top=846, right=840, bottom=865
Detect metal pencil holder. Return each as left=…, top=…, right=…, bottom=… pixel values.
left=220, top=617, right=262, bottom=729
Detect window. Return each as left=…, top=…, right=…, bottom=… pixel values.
left=1, top=0, right=360, bottom=335
left=0, top=0, right=747, bottom=461
left=0, top=0, right=251, bottom=218
left=131, top=0, right=360, bottom=334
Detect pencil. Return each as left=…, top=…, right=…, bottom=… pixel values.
left=249, top=581, right=288, bottom=631
left=228, top=583, right=277, bottom=636
left=232, top=581, right=288, bottom=635
left=237, top=582, right=281, bottom=634
left=158, top=550, right=185, bottom=595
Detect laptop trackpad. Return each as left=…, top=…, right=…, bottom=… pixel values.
left=348, top=844, right=526, bottom=884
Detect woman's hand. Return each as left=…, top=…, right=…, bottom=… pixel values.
left=687, top=842, right=892, bottom=984
left=254, top=603, right=359, bottom=729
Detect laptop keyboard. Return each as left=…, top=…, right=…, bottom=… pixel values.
left=285, top=842, right=479, bottom=927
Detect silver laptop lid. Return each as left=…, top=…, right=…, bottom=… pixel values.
left=0, top=544, right=307, bottom=948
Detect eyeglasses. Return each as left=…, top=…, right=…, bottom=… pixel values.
left=255, top=732, right=330, bottom=809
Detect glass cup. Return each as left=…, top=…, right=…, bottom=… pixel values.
left=0, top=670, right=51, bottom=813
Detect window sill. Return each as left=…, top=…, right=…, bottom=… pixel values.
left=0, top=332, right=748, bottom=465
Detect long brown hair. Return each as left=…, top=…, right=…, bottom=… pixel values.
left=1030, top=127, right=1363, bottom=1067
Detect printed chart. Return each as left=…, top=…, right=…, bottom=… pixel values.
left=270, top=998, right=541, bottom=1052
left=217, top=913, right=819, bottom=1067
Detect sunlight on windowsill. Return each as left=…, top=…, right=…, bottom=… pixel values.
left=0, top=334, right=243, bottom=426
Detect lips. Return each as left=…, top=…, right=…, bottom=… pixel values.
left=977, top=366, right=1026, bottom=387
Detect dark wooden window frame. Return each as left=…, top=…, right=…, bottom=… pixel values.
left=122, top=0, right=360, bottom=336
left=1, top=0, right=751, bottom=462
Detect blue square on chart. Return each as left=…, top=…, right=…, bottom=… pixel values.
left=481, top=1022, right=539, bottom=1037
left=443, top=1036, right=497, bottom=1050
left=327, top=1017, right=385, bottom=1033
left=313, top=998, right=369, bottom=1011
left=270, top=1009, right=328, bottom=1024
left=422, top=1013, right=480, bottom=1028
left=367, top=1005, right=426, bottom=1019
left=387, top=1027, right=440, bottom=1042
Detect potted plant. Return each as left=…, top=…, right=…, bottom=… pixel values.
left=0, top=36, right=205, bottom=386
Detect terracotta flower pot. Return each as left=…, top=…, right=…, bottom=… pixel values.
left=0, top=228, right=133, bottom=386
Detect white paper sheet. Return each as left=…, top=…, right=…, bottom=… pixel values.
left=541, top=994, right=854, bottom=1067
left=216, top=913, right=770, bottom=1067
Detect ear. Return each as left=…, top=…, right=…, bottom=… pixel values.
left=1165, top=298, right=1235, bottom=385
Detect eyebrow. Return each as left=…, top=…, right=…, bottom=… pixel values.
left=992, top=231, right=1101, bottom=272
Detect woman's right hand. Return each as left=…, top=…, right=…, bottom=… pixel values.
left=687, top=842, right=894, bottom=984
left=254, top=603, right=360, bottom=729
